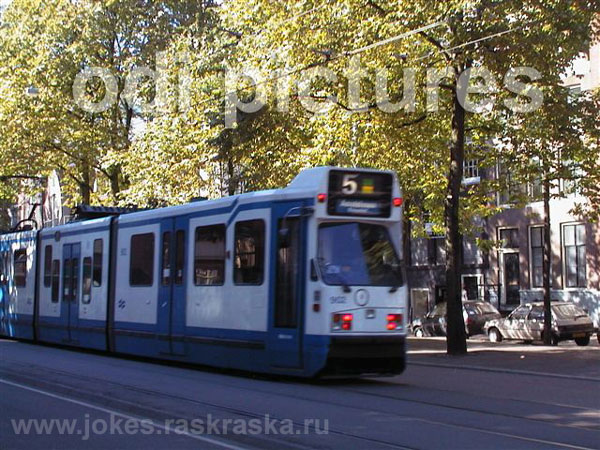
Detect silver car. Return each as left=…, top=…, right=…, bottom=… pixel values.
left=484, top=302, right=594, bottom=346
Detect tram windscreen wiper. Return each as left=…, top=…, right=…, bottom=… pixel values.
left=335, top=273, right=352, bottom=293
left=316, top=257, right=352, bottom=292
left=385, top=264, right=403, bottom=293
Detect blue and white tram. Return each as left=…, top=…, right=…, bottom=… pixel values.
left=0, top=167, right=407, bottom=377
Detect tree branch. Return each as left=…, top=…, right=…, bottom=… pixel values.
left=419, top=31, right=452, bottom=63
left=366, top=0, right=389, bottom=16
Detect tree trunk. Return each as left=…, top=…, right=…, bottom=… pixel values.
left=109, top=169, right=120, bottom=202
left=542, top=177, right=553, bottom=344
left=227, top=157, right=237, bottom=196
left=80, top=161, right=91, bottom=205
left=445, top=79, right=467, bottom=355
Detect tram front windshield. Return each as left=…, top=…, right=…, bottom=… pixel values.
left=317, top=222, right=403, bottom=287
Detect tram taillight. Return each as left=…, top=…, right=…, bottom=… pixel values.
left=332, top=313, right=353, bottom=331
left=386, top=314, right=403, bottom=331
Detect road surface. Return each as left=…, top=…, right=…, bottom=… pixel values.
left=1, top=339, right=599, bottom=449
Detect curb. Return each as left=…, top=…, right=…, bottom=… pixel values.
left=408, top=360, right=600, bottom=382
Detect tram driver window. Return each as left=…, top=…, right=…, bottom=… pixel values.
left=14, top=249, right=27, bottom=287
left=194, top=225, right=225, bottom=286
left=130, top=233, right=155, bottom=286
left=234, top=220, right=265, bottom=285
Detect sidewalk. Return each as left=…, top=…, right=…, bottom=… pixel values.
left=406, top=336, right=600, bottom=380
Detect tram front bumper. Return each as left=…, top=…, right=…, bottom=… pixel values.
left=320, top=335, right=406, bottom=377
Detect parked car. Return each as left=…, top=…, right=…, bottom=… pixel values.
left=412, top=301, right=501, bottom=337
left=484, top=302, right=594, bottom=346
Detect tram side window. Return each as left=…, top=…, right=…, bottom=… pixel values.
left=130, top=233, right=155, bottom=286
left=175, top=230, right=185, bottom=285
left=161, top=232, right=171, bottom=286
left=44, top=245, right=52, bottom=287
left=234, top=220, right=265, bottom=285
left=51, top=260, right=60, bottom=303
left=93, top=239, right=102, bottom=287
left=194, top=225, right=225, bottom=286
left=14, top=249, right=27, bottom=287
left=82, top=257, right=92, bottom=304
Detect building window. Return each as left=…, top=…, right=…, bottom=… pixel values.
left=194, top=225, right=225, bottom=286
left=497, top=163, right=526, bottom=205
left=463, top=236, right=482, bottom=265
left=499, top=228, right=519, bottom=249
left=14, top=249, right=27, bottom=287
left=93, top=239, right=102, bottom=287
left=130, top=233, right=155, bottom=286
left=410, top=289, right=430, bottom=321
left=431, top=237, right=446, bottom=265
left=410, top=237, right=428, bottom=266
left=561, top=162, right=584, bottom=197
left=234, top=220, right=265, bottom=285
left=51, top=260, right=60, bottom=303
left=44, top=245, right=52, bottom=287
left=528, top=178, right=543, bottom=202
left=462, top=274, right=483, bottom=301
left=530, top=226, right=544, bottom=288
left=563, top=224, right=586, bottom=288
left=463, top=159, right=480, bottom=185
left=82, top=257, right=92, bottom=304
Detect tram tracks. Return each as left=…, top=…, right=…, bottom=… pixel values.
left=0, top=361, right=415, bottom=450
left=1, top=350, right=599, bottom=449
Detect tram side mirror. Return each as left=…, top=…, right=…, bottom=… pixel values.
left=278, top=228, right=291, bottom=249
left=310, top=259, right=318, bottom=281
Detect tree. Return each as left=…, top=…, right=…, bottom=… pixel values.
left=206, top=0, right=599, bottom=354
left=0, top=0, right=214, bottom=205
left=1, top=0, right=598, bottom=355
left=498, top=82, right=600, bottom=344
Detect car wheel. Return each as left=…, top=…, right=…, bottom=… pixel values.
left=597, top=333, right=600, bottom=345
left=575, top=335, right=590, bottom=346
left=414, top=327, right=425, bottom=338
left=488, top=328, right=502, bottom=343
left=523, top=340, right=533, bottom=345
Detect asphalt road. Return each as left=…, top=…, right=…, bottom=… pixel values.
left=1, top=339, right=599, bottom=450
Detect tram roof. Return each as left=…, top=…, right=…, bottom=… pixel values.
left=7, top=167, right=399, bottom=235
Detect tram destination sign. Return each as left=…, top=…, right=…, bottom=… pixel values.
left=327, top=170, right=393, bottom=218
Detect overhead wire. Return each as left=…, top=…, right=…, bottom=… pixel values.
left=186, top=4, right=527, bottom=113
left=194, top=19, right=448, bottom=109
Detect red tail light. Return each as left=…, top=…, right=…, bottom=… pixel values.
left=332, top=313, right=353, bottom=331
left=317, top=193, right=327, bottom=203
left=393, top=197, right=403, bottom=207
left=386, top=313, right=403, bottom=331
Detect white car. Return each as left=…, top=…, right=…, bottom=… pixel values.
left=484, top=302, right=594, bottom=346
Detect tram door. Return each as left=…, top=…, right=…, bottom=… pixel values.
left=158, top=217, right=187, bottom=356
left=269, top=202, right=307, bottom=368
left=62, top=243, right=80, bottom=343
